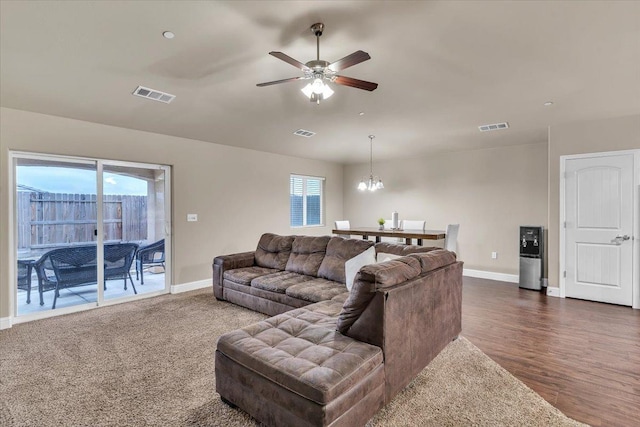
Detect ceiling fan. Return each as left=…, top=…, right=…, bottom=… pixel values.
left=257, top=23, right=378, bottom=104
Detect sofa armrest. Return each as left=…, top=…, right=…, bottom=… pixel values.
left=212, top=251, right=256, bottom=299
left=343, top=260, right=463, bottom=402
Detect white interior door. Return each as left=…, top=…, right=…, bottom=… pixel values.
left=565, top=153, right=634, bottom=306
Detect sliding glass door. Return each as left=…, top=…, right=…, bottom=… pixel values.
left=13, top=153, right=171, bottom=318
left=102, top=163, right=168, bottom=301
left=15, top=157, right=98, bottom=314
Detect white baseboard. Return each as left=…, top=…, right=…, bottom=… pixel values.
left=463, top=269, right=519, bottom=283
left=546, top=287, right=561, bottom=297
left=0, top=317, right=12, bottom=330
left=170, top=279, right=211, bottom=294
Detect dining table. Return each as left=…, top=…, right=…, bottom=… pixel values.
left=332, top=227, right=446, bottom=246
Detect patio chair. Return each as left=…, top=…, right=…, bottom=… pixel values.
left=34, top=243, right=139, bottom=309
left=136, top=239, right=165, bottom=285
left=17, top=259, right=34, bottom=304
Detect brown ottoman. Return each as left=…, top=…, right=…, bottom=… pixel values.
left=215, top=303, right=385, bottom=427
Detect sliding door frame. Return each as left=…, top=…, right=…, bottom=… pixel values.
left=8, top=151, right=172, bottom=324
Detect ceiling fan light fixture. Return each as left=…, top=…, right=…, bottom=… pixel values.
left=312, top=78, right=325, bottom=94
left=321, top=83, right=334, bottom=98
left=302, top=80, right=334, bottom=103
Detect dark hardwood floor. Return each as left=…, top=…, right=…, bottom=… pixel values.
left=461, top=277, right=640, bottom=427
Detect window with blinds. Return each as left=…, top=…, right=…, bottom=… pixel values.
left=290, top=174, right=325, bottom=227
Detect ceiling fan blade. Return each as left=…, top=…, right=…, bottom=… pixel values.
left=269, top=52, right=311, bottom=72
left=256, top=76, right=308, bottom=87
left=334, top=75, right=378, bottom=91
left=327, top=50, right=371, bottom=72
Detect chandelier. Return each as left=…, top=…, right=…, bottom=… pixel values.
left=358, top=135, right=384, bottom=191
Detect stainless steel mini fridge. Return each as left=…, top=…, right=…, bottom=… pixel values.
left=519, top=226, right=544, bottom=290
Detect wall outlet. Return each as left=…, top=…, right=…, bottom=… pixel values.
left=187, top=214, right=198, bottom=222
left=491, top=251, right=498, bottom=259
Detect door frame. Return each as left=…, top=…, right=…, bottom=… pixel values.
left=559, top=149, right=640, bottom=309
left=8, top=151, right=172, bottom=324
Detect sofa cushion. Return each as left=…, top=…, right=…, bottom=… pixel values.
left=251, top=271, right=314, bottom=294
left=409, top=249, right=457, bottom=274
left=336, top=257, right=422, bottom=334
left=374, top=242, right=439, bottom=257
left=216, top=308, right=383, bottom=405
left=286, top=278, right=347, bottom=303
left=285, top=235, right=331, bottom=276
left=255, top=233, right=295, bottom=270
left=223, top=266, right=279, bottom=286
left=317, top=237, right=374, bottom=284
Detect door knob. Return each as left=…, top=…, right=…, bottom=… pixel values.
left=612, top=235, right=630, bottom=245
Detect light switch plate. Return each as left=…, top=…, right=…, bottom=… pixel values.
left=491, top=251, right=497, bottom=259
left=187, top=214, right=198, bottom=222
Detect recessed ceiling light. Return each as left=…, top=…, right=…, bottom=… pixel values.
left=359, top=112, right=365, bottom=116
left=543, top=101, right=554, bottom=106
left=162, top=31, right=175, bottom=39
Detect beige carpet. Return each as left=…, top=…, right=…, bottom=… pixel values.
left=0, top=289, right=585, bottom=427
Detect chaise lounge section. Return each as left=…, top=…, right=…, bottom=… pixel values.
left=213, top=233, right=463, bottom=426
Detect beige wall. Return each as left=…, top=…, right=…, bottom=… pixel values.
left=343, top=142, right=549, bottom=275
left=0, top=107, right=344, bottom=319
left=547, top=114, right=640, bottom=287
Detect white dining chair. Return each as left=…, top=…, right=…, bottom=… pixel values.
left=334, top=220, right=351, bottom=238
left=401, top=220, right=426, bottom=230
left=444, top=224, right=460, bottom=253
left=334, top=220, right=350, bottom=230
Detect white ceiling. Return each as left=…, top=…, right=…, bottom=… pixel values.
left=1, top=1, right=639, bottom=164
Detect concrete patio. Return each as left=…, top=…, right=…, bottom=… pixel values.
left=16, top=269, right=166, bottom=315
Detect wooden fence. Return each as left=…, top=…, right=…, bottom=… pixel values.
left=17, top=192, right=148, bottom=250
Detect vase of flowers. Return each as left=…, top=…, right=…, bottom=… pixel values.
left=378, top=218, right=385, bottom=230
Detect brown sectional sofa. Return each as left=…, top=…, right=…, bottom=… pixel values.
left=213, top=233, right=463, bottom=426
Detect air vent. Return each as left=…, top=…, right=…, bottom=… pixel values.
left=478, top=122, right=509, bottom=132
left=132, top=86, right=175, bottom=104
left=293, top=129, right=316, bottom=138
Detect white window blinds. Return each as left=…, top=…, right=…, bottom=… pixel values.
left=290, top=175, right=324, bottom=227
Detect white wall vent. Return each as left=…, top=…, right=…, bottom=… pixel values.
left=478, top=122, right=509, bottom=132
left=132, top=86, right=175, bottom=104
left=293, top=129, right=316, bottom=137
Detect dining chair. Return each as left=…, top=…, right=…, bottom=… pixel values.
left=334, top=220, right=350, bottom=230
left=444, top=224, right=460, bottom=253
left=334, top=220, right=351, bottom=238
left=401, top=220, right=426, bottom=230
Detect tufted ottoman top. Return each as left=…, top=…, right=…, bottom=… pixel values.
left=216, top=306, right=383, bottom=405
